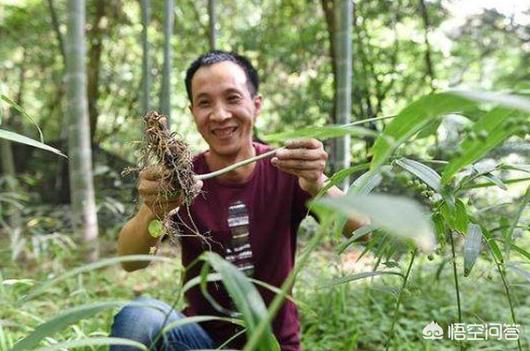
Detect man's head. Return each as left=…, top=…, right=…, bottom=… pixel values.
left=185, top=51, right=262, bottom=159
left=185, top=50, right=259, bottom=103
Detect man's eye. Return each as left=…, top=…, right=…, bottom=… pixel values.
left=198, top=101, right=210, bottom=107
left=228, top=96, right=241, bottom=103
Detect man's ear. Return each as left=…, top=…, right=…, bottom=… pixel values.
left=253, top=95, right=263, bottom=115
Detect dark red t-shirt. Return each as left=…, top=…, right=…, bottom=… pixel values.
left=174, top=142, right=311, bottom=350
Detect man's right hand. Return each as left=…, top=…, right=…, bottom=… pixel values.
left=138, top=165, right=202, bottom=219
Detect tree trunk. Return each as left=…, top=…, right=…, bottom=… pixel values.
left=419, top=0, right=435, bottom=92
left=208, top=0, right=216, bottom=50
left=65, top=0, right=99, bottom=260
left=140, top=0, right=151, bottom=113
left=87, top=0, right=106, bottom=146
left=159, top=0, right=174, bottom=121
left=333, top=0, right=353, bottom=189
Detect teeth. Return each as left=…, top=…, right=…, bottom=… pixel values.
left=214, top=127, right=236, bottom=137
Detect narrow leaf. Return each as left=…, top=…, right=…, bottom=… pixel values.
left=480, top=228, right=504, bottom=264
left=23, top=255, right=175, bottom=302
left=263, top=125, right=378, bottom=143
left=319, top=271, right=403, bottom=289
left=370, top=93, right=476, bottom=169
left=1, top=94, right=44, bottom=142
left=442, top=108, right=519, bottom=183
left=464, top=224, right=482, bottom=277
left=201, top=252, right=280, bottom=351
left=313, top=194, right=436, bottom=252
left=338, top=225, right=377, bottom=254
left=0, top=129, right=67, bottom=158
left=11, top=301, right=156, bottom=351
left=394, top=158, right=441, bottom=192
left=450, top=90, right=530, bottom=112
left=454, top=199, right=469, bottom=234
left=33, top=337, right=148, bottom=351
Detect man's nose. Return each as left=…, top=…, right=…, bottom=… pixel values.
left=211, top=104, right=232, bottom=121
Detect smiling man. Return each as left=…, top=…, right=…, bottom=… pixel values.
left=110, top=51, right=368, bottom=351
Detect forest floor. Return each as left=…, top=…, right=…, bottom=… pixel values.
left=1, top=233, right=529, bottom=351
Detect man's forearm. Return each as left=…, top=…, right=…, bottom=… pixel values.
left=117, top=204, right=160, bottom=271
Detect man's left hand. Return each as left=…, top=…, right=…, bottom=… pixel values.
left=271, top=138, right=328, bottom=196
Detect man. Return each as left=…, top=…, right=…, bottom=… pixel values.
left=110, top=51, right=368, bottom=351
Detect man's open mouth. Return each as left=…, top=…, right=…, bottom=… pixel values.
left=212, top=127, right=238, bottom=138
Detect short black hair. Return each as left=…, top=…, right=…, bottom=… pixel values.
left=185, top=50, right=259, bottom=103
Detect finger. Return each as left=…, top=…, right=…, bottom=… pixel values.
left=275, top=148, right=327, bottom=161
left=138, top=179, right=176, bottom=197
left=271, top=157, right=325, bottom=171
left=284, top=138, right=323, bottom=150
left=140, top=165, right=169, bottom=181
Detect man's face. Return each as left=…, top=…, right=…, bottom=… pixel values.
left=190, top=61, right=261, bottom=159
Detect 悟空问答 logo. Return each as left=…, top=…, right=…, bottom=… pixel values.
left=423, top=321, right=444, bottom=340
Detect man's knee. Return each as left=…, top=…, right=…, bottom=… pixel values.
left=110, top=297, right=171, bottom=348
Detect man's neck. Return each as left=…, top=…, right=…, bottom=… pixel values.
left=205, top=143, right=256, bottom=183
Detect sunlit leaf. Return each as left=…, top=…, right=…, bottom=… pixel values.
left=450, top=90, right=530, bottom=112
left=0, top=129, right=67, bottom=158
left=1, top=94, right=44, bottom=142
left=480, top=228, right=504, bottom=264
left=263, top=125, right=378, bottom=143
left=11, top=301, right=155, bottom=351
left=442, top=108, right=520, bottom=183
left=23, top=255, right=175, bottom=302
left=33, top=337, right=148, bottom=351
left=370, top=93, right=476, bottom=169
left=201, top=252, right=280, bottom=351
left=464, top=224, right=482, bottom=277
left=319, top=271, right=403, bottom=289
left=394, top=158, right=441, bottom=192
left=338, top=225, right=377, bottom=254
left=313, top=194, right=436, bottom=252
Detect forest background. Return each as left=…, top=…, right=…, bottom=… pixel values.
left=0, top=0, right=529, bottom=350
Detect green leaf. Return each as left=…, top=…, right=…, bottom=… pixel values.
left=481, top=173, right=507, bottom=191
left=504, top=185, right=530, bottom=258
left=11, top=301, right=152, bottom=351
left=319, top=271, right=403, bottom=289
left=442, top=108, right=520, bottom=183
left=201, top=252, right=280, bottom=351
left=432, top=213, right=446, bottom=249
left=450, top=90, right=530, bottom=112
left=23, top=255, right=175, bottom=302
left=394, top=158, right=441, bottom=192
left=464, top=224, right=482, bottom=277
left=480, top=228, right=504, bottom=264
left=263, top=125, right=378, bottom=143
left=337, top=225, right=377, bottom=254
left=509, top=243, right=530, bottom=261
left=0, top=129, right=67, bottom=158
left=1, top=94, right=44, bottom=142
left=317, top=163, right=369, bottom=197
left=501, top=164, right=530, bottom=173
left=313, top=194, right=436, bottom=252
left=454, top=199, right=469, bottom=234
left=32, top=337, right=148, bottom=351
left=370, top=93, right=476, bottom=169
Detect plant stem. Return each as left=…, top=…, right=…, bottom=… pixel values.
left=384, top=248, right=416, bottom=351
left=493, top=256, right=523, bottom=351
left=196, top=148, right=279, bottom=180
left=449, top=231, right=464, bottom=351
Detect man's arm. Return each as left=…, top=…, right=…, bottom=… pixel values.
left=271, top=138, right=371, bottom=239
left=117, top=166, right=198, bottom=271
left=117, top=204, right=161, bottom=272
